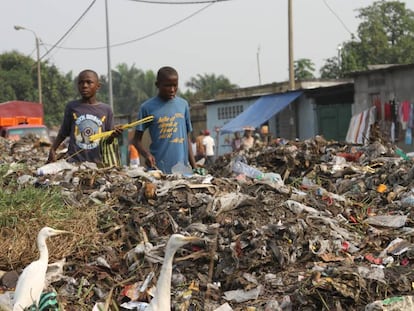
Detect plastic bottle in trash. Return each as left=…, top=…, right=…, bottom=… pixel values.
left=262, top=172, right=283, bottom=184
left=232, top=160, right=263, bottom=179
left=171, top=161, right=193, bottom=176
left=401, top=195, right=414, bottom=208
left=36, top=161, right=74, bottom=176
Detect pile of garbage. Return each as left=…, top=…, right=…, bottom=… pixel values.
left=1, top=134, right=414, bottom=310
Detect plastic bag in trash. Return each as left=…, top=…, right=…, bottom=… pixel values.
left=171, top=162, right=193, bottom=176
left=365, top=296, right=414, bottom=310
left=364, top=215, right=408, bottom=228
left=37, top=160, right=77, bottom=176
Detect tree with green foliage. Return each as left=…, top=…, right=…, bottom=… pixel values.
left=356, top=0, right=414, bottom=64
left=42, top=68, right=77, bottom=126
left=294, top=58, right=315, bottom=80
left=0, top=51, right=237, bottom=127
left=321, top=0, right=414, bottom=77
left=0, top=52, right=36, bottom=101
left=0, top=51, right=76, bottom=126
left=184, top=73, right=237, bottom=102
left=320, top=57, right=341, bottom=79
left=99, top=64, right=157, bottom=117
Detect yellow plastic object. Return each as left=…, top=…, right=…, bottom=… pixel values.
left=89, top=115, right=154, bottom=141
left=377, top=184, right=387, bottom=193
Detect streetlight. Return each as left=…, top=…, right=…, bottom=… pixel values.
left=14, top=25, right=42, bottom=104
left=288, top=0, right=295, bottom=90
left=256, top=45, right=262, bottom=85
left=105, top=0, right=114, bottom=111
left=337, top=44, right=343, bottom=74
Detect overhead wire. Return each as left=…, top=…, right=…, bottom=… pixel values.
left=43, top=1, right=216, bottom=51
left=40, top=0, right=97, bottom=61
left=322, top=0, right=355, bottom=38
left=129, top=0, right=231, bottom=4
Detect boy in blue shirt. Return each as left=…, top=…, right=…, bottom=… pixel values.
left=132, top=66, right=196, bottom=173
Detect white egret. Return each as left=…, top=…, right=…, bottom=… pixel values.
left=146, top=234, right=203, bottom=311
left=13, top=227, right=69, bottom=311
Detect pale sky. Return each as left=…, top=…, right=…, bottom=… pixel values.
left=2, top=0, right=413, bottom=91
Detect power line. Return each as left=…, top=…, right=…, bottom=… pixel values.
left=129, top=0, right=231, bottom=4
left=322, top=0, right=354, bottom=37
left=40, top=0, right=97, bottom=61
left=43, top=2, right=215, bottom=51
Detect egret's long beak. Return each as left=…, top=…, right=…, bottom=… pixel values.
left=53, top=229, right=71, bottom=235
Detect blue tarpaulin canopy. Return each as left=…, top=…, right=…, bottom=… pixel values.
left=219, top=91, right=302, bottom=134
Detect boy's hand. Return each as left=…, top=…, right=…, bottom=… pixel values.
left=111, top=125, right=124, bottom=138
left=145, top=154, right=156, bottom=169
left=46, top=149, right=57, bottom=163
left=107, top=126, right=123, bottom=143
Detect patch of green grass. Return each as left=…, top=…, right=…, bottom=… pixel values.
left=0, top=164, right=74, bottom=228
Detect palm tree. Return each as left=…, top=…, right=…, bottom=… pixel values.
left=294, top=58, right=315, bottom=80
left=101, top=64, right=156, bottom=116
left=185, top=73, right=237, bottom=101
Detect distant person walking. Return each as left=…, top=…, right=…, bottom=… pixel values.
left=190, top=135, right=197, bottom=157
left=231, top=132, right=242, bottom=152
left=195, top=130, right=205, bottom=161
left=202, top=129, right=215, bottom=166
left=241, top=128, right=254, bottom=150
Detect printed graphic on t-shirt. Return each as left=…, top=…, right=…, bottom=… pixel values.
left=74, top=113, right=104, bottom=150
left=158, top=112, right=183, bottom=140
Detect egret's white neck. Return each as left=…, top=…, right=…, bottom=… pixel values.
left=37, top=236, right=49, bottom=262
left=150, top=243, right=178, bottom=311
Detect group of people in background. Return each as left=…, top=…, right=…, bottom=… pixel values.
left=231, top=128, right=263, bottom=152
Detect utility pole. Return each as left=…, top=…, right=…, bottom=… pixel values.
left=105, top=0, right=114, bottom=111
left=337, top=44, right=343, bottom=78
left=256, top=45, right=262, bottom=85
left=35, top=36, right=42, bottom=104
left=288, top=0, right=295, bottom=90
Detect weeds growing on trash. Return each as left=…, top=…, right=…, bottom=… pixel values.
left=0, top=164, right=69, bottom=227
left=0, top=164, right=101, bottom=270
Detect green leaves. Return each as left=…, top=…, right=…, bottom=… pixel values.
left=294, top=58, right=315, bottom=80
left=0, top=51, right=76, bottom=127
left=99, top=64, right=157, bottom=116
left=184, top=73, right=237, bottom=102
left=322, top=0, right=414, bottom=77
left=358, top=1, right=413, bottom=65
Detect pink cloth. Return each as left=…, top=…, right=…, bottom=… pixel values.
left=401, top=100, right=410, bottom=122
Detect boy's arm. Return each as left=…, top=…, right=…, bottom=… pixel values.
left=47, top=133, right=66, bottom=163
left=188, top=134, right=196, bottom=169
left=132, top=130, right=156, bottom=168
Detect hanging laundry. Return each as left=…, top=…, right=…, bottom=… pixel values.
left=405, top=128, right=412, bottom=145
left=384, top=102, right=392, bottom=121
left=399, top=100, right=411, bottom=130
left=391, top=122, right=395, bottom=143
